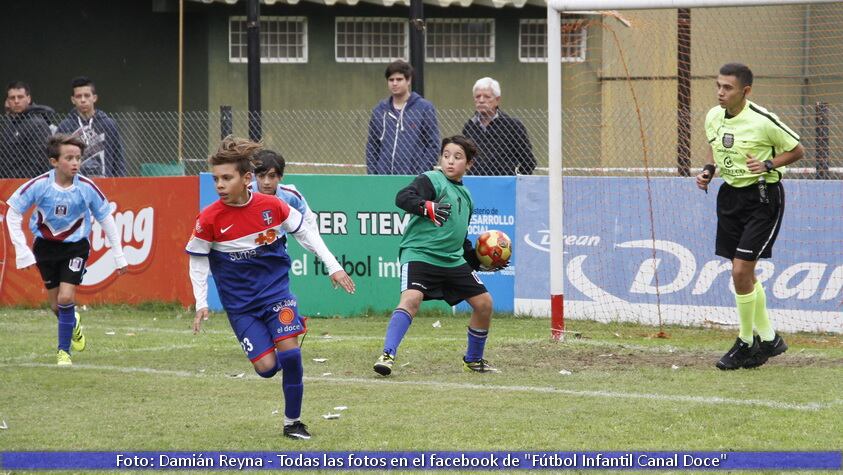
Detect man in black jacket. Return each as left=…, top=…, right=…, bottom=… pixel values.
left=1, top=81, right=53, bottom=178
left=461, top=77, right=536, bottom=176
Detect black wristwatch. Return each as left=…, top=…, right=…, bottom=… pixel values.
left=763, top=159, right=775, bottom=172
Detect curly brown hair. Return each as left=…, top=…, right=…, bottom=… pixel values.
left=209, top=135, right=263, bottom=176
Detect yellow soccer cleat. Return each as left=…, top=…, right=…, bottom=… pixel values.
left=57, top=349, right=72, bottom=366
left=71, top=312, right=86, bottom=352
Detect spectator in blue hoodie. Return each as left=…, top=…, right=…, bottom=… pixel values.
left=365, top=60, right=440, bottom=175
left=57, top=76, right=126, bottom=177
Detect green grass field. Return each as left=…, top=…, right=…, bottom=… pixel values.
left=0, top=305, right=841, bottom=474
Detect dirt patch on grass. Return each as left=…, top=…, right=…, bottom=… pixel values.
left=494, top=342, right=843, bottom=371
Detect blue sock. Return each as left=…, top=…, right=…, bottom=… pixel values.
left=383, top=308, right=413, bottom=356
left=57, top=303, right=76, bottom=353
left=465, top=327, right=488, bottom=362
left=278, top=348, right=303, bottom=420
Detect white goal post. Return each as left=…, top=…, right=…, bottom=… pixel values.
left=545, top=0, right=843, bottom=340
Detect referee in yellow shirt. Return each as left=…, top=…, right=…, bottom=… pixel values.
left=696, top=63, right=805, bottom=370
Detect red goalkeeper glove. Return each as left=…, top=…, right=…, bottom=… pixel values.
left=420, top=198, right=451, bottom=227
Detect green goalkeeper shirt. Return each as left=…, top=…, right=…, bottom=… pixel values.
left=704, top=100, right=800, bottom=188
left=397, top=170, right=474, bottom=268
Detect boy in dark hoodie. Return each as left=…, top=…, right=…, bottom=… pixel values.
left=57, top=76, right=126, bottom=177
left=365, top=60, right=440, bottom=175
left=0, top=81, right=53, bottom=178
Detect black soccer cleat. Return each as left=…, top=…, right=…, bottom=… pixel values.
left=373, top=352, right=394, bottom=376
left=760, top=333, right=788, bottom=358
left=743, top=334, right=788, bottom=369
left=463, top=357, right=499, bottom=373
left=283, top=421, right=311, bottom=440
left=716, top=337, right=761, bottom=370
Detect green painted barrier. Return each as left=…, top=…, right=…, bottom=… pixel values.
left=283, top=175, right=451, bottom=316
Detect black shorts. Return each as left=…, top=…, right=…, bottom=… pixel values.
left=716, top=181, right=785, bottom=261
left=400, top=261, right=488, bottom=306
left=33, top=238, right=91, bottom=289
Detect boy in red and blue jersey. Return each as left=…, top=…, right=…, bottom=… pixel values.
left=186, top=137, right=355, bottom=440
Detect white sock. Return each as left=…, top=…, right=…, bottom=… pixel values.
left=284, top=417, right=300, bottom=426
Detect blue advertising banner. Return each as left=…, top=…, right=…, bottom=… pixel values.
left=515, top=176, right=842, bottom=333
left=2, top=451, right=839, bottom=470
left=457, top=176, right=516, bottom=312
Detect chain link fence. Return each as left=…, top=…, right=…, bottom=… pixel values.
left=1, top=106, right=841, bottom=179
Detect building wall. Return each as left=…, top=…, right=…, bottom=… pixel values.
left=596, top=5, right=842, bottom=171
left=202, top=3, right=602, bottom=171
left=2, top=0, right=209, bottom=113
left=203, top=2, right=573, bottom=112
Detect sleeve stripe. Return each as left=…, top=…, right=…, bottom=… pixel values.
left=78, top=176, right=107, bottom=200
left=708, top=137, right=716, bottom=144
left=19, top=173, right=49, bottom=194
left=749, top=104, right=800, bottom=142
left=289, top=213, right=304, bottom=234
left=279, top=185, right=303, bottom=200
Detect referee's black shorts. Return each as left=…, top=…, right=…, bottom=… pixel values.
left=716, top=181, right=785, bottom=261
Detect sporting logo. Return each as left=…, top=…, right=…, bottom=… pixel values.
left=83, top=203, right=154, bottom=286
left=55, top=205, right=67, bottom=216
left=220, top=224, right=233, bottom=233
left=262, top=210, right=273, bottom=225
left=278, top=307, right=296, bottom=325
left=722, top=133, right=734, bottom=148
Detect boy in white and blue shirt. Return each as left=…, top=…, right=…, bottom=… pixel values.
left=6, top=133, right=128, bottom=366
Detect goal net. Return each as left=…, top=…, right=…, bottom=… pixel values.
left=528, top=1, right=843, bottom=334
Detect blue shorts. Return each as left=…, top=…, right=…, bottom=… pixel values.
left=227, top=297, right=307, bottom=362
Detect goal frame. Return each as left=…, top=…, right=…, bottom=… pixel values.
left=545, top=0, right=841, bottom=340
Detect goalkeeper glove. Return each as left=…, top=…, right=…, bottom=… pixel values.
left=420, top=198, right=451, bottom=227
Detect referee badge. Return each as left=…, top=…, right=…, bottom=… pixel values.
left=722, top=133, right=735, bottom=148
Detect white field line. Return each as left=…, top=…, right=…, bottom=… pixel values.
left=0, top=362, right=828, bottom=412
left=0, top=344, right=201, bottom=363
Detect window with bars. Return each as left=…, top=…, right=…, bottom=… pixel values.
left=229, top=16, right=308, bottom=63
left=335, top=17, right=408, bottom=63
left=519, top=19, right=587, bottom=63
left=426, top=19, right=495, bottom=63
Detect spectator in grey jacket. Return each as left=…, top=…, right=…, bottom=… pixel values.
left=0, top=81, right=53, bottom=178
left=57, top=76, right=126, bottom=177
left=462, top=77, right=536, bottom=176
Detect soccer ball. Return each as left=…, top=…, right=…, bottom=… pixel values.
left=475, top=230, right=511, bottom=270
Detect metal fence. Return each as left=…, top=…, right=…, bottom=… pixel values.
left=1, top=106, right=841, bottom=179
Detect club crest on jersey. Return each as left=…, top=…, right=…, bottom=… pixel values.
left=262, top=210, right=273, bottom=225
left=68, top=257, right=84, bottom=272
left=55, top=205, right=67, bottom=216
left=722, top=133, right=734, bottom=148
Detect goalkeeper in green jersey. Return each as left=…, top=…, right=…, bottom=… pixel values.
left=373, top=135, right=501, bottom=376
left=696, top=63, right=805, bottom=370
